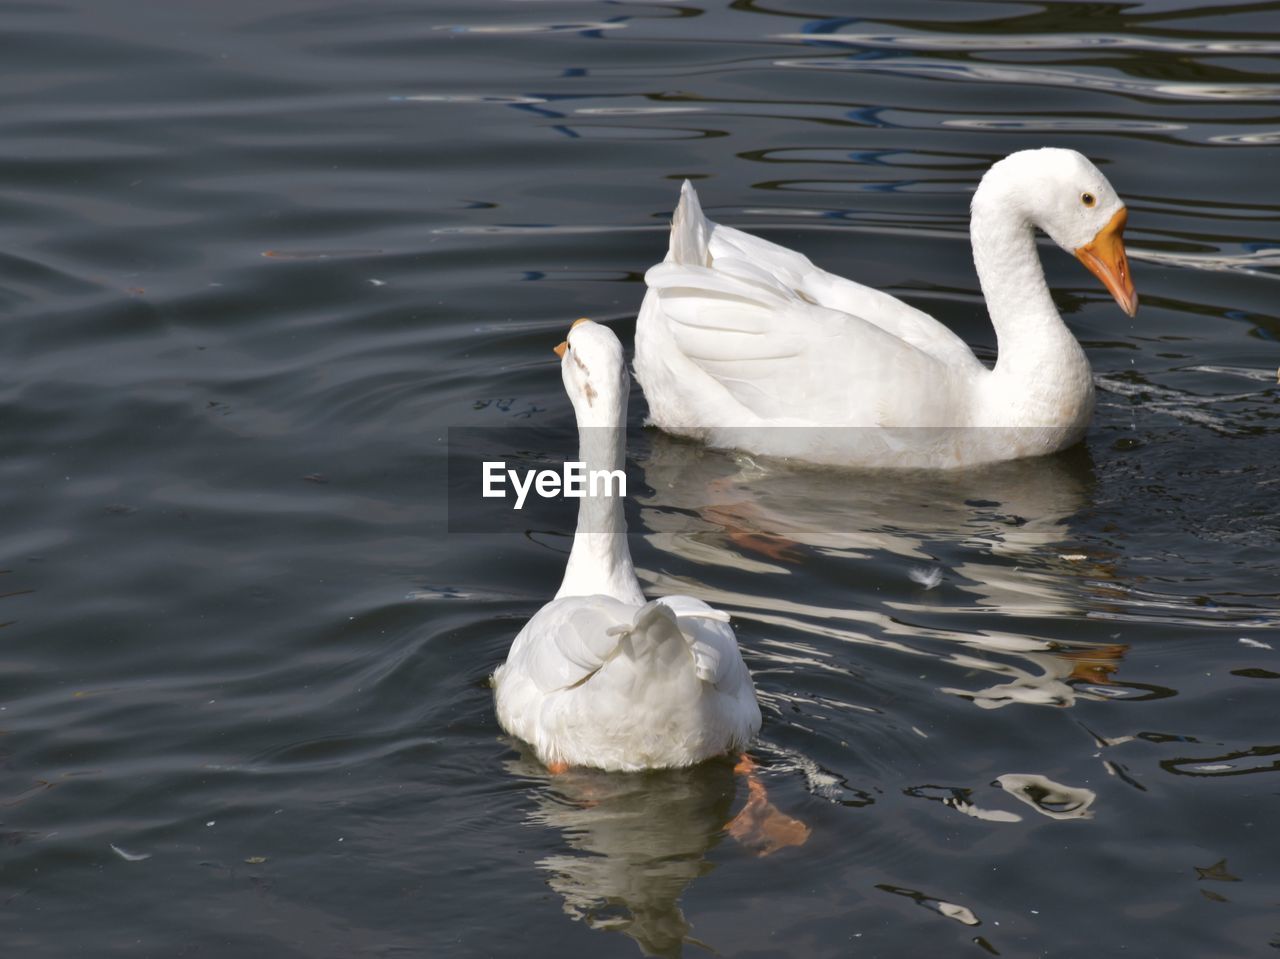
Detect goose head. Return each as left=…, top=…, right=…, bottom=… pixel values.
left=975, top=148, right=1138, bottom=317
left=553, top=318, right=629, bottom=428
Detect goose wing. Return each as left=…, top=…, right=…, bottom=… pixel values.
left=646, top=256, right=975, bottom=425
left=705, top=220, right=982, bottom=372
left=515, top=595, right=743, bottom=694
left=651, top=595, right=750, bottom=692
left=514, top=596, right=635, bottom=693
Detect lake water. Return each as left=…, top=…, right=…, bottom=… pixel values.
left=3, top=1, right=1278, bottom=956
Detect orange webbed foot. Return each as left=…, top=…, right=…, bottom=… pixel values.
left=546, top=761, right=570, bottom=775
left=725, top=754, right=811, bottom=857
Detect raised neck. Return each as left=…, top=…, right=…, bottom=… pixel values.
left=555, top=384, right=644, bottom=605
left=970, top=198, right=1093, bottom=419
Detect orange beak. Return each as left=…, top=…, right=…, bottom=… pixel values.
left=553, top=318, right=593, bottom=359
left=1074, top=208, right=1138, bottom=317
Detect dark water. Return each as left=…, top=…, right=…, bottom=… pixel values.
left=3, top=1, right=1278, bottom=956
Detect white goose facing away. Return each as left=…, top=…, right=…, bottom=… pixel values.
left=635, top=148, right=1139, bottom=470
left=493, top=319, right=761, bottom=772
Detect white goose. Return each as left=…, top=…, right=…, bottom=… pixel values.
left=635, top=148, right=1138, bottom=469
left=493, top=319, right=761, bottom=773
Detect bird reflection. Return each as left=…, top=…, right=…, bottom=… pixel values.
left=637, top=430, right=1095, bottom=573
left=634, top=433, right=1134, bottom=708
left=507, top=748, right=738, bottom=958
left=996, top=773, right=1097, bottom=820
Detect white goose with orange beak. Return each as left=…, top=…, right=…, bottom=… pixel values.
left=635, top=148, right=1138, bottom=469
left=494, top=319, right=764, bottom=772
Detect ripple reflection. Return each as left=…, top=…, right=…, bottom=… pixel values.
left=635, top=436, right=1146, bottom=713
left=508, top=752, right=736, bottom=958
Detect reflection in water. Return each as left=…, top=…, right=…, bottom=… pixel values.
left=944, top=117, right=1185, bottom=134
left=996, top=774, right=1097, bottom=821
left=431, top=22, right=628, bottom=36
left=1209, top=130, right=1280, bottom=145
left=904, top=784, right=1022, bottom=823
left=772, top=57, right=1280, bottom=103
left=1096, top=369, right=1276, bottom=434
left=636, top=433, right=1136, bottom=709
left=875, top=882, right=982, bottom=926
left=941, top=651, right=1079, bottom=710
left=774, top=31, right=1280, bottom=55
left=943, top=642, right=1133, bottom=710
left=508, top=750, right=738, bottom=958
left=639, top=431, right=1095, bottom=568
left=1161, top=744, right=1280, bottom=778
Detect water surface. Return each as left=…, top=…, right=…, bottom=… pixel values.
left=2, top=1, right=1278, bottom=956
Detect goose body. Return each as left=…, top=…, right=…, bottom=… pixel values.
left=493, top=320, right=760, bottom=771
left=635, top=148, right=1138, bottom=469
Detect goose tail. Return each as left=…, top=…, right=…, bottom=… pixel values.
left=668, top=180, right=713, bottom=267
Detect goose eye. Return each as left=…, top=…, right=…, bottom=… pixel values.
left=1081, top=192, right=1096, bottom=207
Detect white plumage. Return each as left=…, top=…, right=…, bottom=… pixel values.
left=635, top=148, right=1138, bottom=469
left=493, top=320, right=760, bottom=772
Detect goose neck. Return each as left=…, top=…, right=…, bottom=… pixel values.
left=556, top=399, right=643, bottom=605
left=971, top=201, right=1086, bottom=382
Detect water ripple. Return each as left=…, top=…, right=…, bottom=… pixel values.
left=432, top=22, right=628, bottom=35
left=776, top=31, right=1280, bottom=55
left=944, top=117, right=1186, bottom=133
left=772, top=57, right=1280, bottom=102
left=1128, top=245, right=1280, bottom=278
left=1209, top=129, right=1280, bottom=144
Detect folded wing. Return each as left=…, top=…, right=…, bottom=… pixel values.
left=647, top=258, right=965, bottom=425
left=519, top=595, right=744, bottom=694
left=649, top=182, right=984, bottom=426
